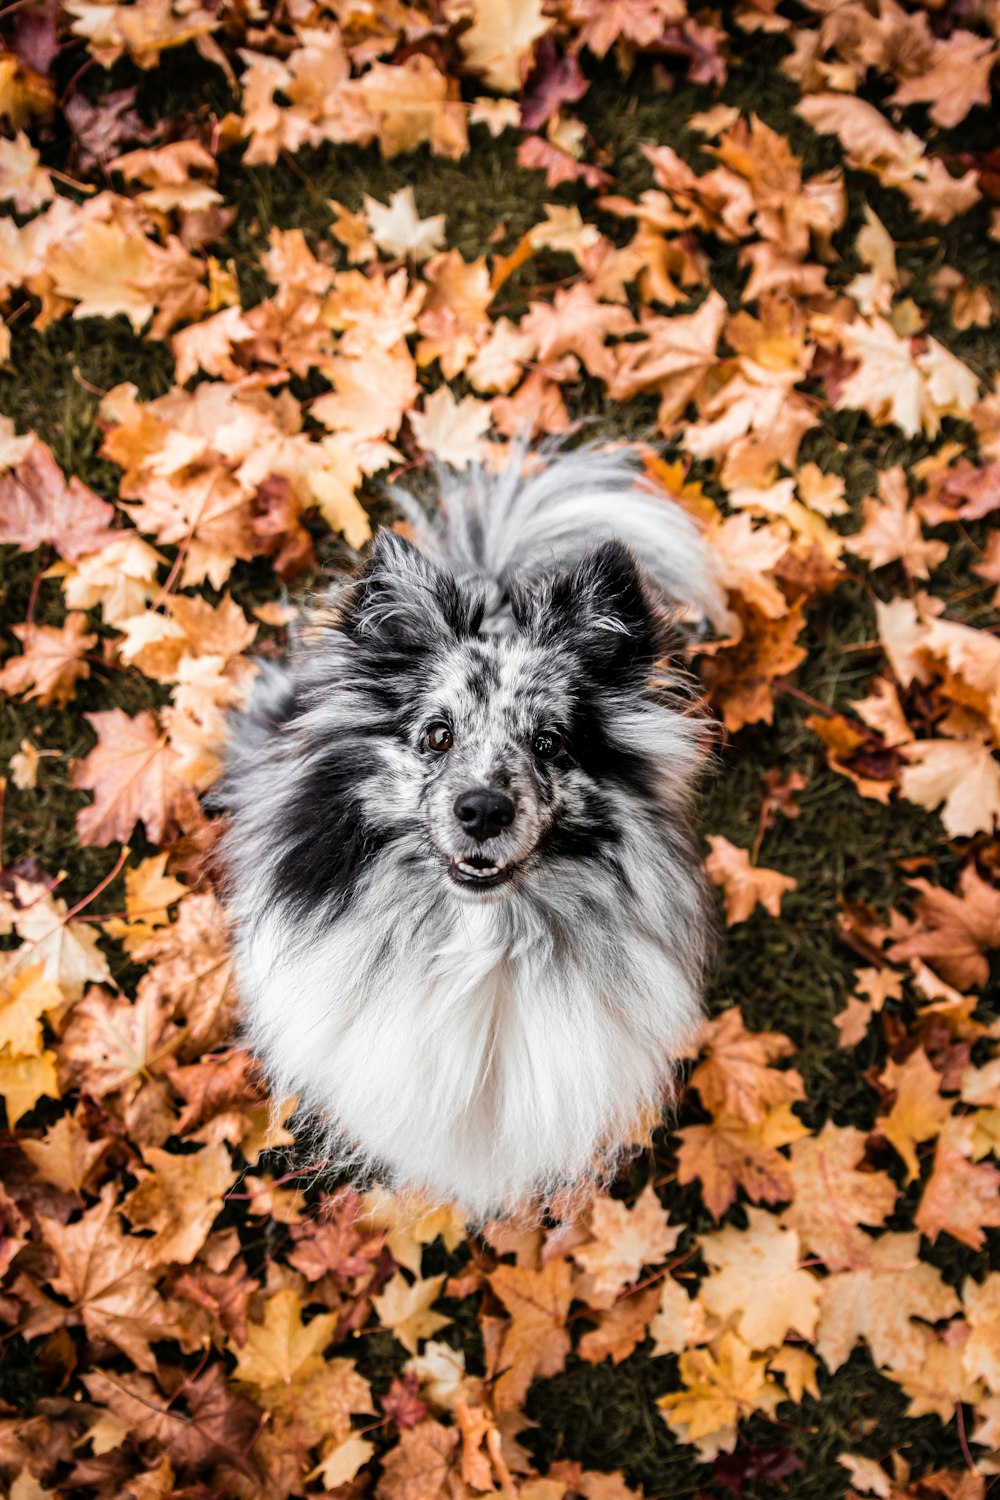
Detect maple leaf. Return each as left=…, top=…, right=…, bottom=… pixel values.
left=460, top=0, right=551, bottom=92
left=689, top=1006, right=804, bottom=1123
left=360, top=1186, right=467, bottom=1276
left=0, top=440, right=115, bottom=561
left=64, top=86, right=150, bottom=170
left=404, top=1340, right=475, bottom=1414
left=488, top=1258, right=574, bottom=1409
left=890, top=32, right=996, bottom=129
left=373, top=1273, right=452, bottom=1356
left=704, top=836, right=797, bottom=926
left=102, top=852, right=186, bottom=954
left=572, top=1184, right=681, bottom=1307
left=699, top=1208, right=821, bottom=1349
left=914, top=1116, right=1000, bottom=1250
left=19, top=1109, right=110, bottom=1194
left=0, top=963, right=62, bottom=1056
left=658, top=1332, right=784, bottom=1461
left=359, top=55, right=468, bottom=161
left=71, top=709, right=200, bottom=847
left=962, top=1273, right=1000, bottom=1390
left=611, top=292, right=727, bottom=424
left=648, top=1276, right=709, bottom=1357
left=517, top=133, right=612, bottom=190
left=311, top=1434, right=375, bottom=1489
left=698, top=598, right=808, bottom=733
left=60, top=988, right=177, bottom=1123
left=521, top=283, right=635, bottom=383
left=287, top=1187, right=384, bottom=1285
left=815, top=1231, right=959, bottom=1373
left=363, top=187, right=445, bottom=261
left=835, top=319, right=979, bottom=438
left=123, top=1142, right=235, bottom=1265
left=231, top=1286, right=337, bottom=1398
left=0, top=879, right=110, bottom=1000
left=409, top=387, right=492, bottom=468
left=891, top=1327, right=984, bottom=1423
left=133, top=890, right=237, bottom=1056
left=578, top=1284, right=661, bottom=1366
left=0, top=613, right=96, bottom=708
left=676, top=1103, right=808, bottom=1219
left=781, top=1123, right=898, bottom=1270
left=376, top=1419, right=460, bottom=1500
left=877, top=1049, right=951, bottom=1182
left=846, top=468, right=948, bottom=578
left=417, top=250, right=493, bottom=378
left=47, top=217, right=157, bottom=331
left=0, top=1050, right=58, bottom=1122
left=706, top=512, right=790, bottom=621
left=40, top=1184, right=176, bottom=1371
left=0, top=131, right=52, bottom=212
left=899, top=738, right=1000, bottom=839
left=887, top=867, right=1000, bottom=991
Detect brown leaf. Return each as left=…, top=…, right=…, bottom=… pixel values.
left=376, top=1418, right=461, bottom=1500
left=914, top=1117, right=1000, bottom=1250
left=675, top=1104, right=808, bottom=1220
left=0, top=441, right=115, bottom=560
left=704, top=836, right=797, bottom=925
left=781, top=1123, right=898, bottom=1270
left=815, top=1231, right=960, bottom=1373
left=133, top=890, right=237, bottom=1056
left=123, top=1142, right=236, bottom=1265
left=577, top=1284, right=661, bottom=1365
left=689, top=1006, right=803, bottom=1123
left=488, top=1258, right=574, bottom=1410
left=699, top=599, right=808, bottom=733
left=40, top=1185, right=177, bottom=1371
left=887, top=867, right=1000, bottom=990
left=572, top=1185, right=681, bottom=1307
left=0, top=614, right=96, bottom=708
left=71, top=709, right=200, bottom=848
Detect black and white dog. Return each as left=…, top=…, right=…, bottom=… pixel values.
left=222, top=448, right=723, bottom=1219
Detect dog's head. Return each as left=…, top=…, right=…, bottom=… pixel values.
left=320, top=529, right=701, bottom=903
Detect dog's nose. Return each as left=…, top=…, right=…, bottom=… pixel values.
left=454, top=788, right=515, bottom=842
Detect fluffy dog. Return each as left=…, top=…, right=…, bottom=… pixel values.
left=222, top=447, right=723, bottom=1219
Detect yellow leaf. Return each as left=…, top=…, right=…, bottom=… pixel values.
left=0, top=1049, right=58, bottom=1123
left=372, top=1272, right=452, bottom=1355
left=232, top=1286, right=337, bottom=1395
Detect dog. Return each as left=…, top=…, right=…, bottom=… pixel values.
left=222, top=446, right=724, bottom=1220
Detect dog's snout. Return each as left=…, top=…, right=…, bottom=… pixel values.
left=454, top=788, right=515, bottom=842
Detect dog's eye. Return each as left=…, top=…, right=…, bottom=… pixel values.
left=532, top=730, right=564, bottom=761
left=424, top=722, right=454, bottom=753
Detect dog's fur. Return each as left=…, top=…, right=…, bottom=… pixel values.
left=222, top=448, right=723, bottom=1219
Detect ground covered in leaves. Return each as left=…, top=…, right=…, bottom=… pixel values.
left=0, top=2, right=999, bottom=1498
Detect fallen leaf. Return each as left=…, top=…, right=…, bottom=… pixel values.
left=698, top=1208, right=821, bottom=1349
left=689, top=1007, right=804, bottom=1123
left=0, top=440, right=115, bottom=560
left=488, top=1258, right=574, bottom=1409
left=815, top=1232, right=959, bottom=1373
left=71, top=709, right=200, bottom=848
left=676, top=1103, right=808, bottom=1220
left=372, top=1273, right=452, bottom=1356
left=572, top=1185, right=681, bottom=1308
left=704, top=837, right=797, bottom=925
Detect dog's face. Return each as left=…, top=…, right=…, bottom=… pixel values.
left=334, top=530, right=676, bottom=902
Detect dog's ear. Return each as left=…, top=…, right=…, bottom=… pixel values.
left=515, top=540, right=668, bottom=682
left=339, top=529, right=481, bottom=652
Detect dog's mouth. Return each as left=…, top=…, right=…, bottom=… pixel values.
left=448, top=854, right=515, bottom=890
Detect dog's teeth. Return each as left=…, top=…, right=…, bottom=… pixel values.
left=457, top=861, right=500, bottom=877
